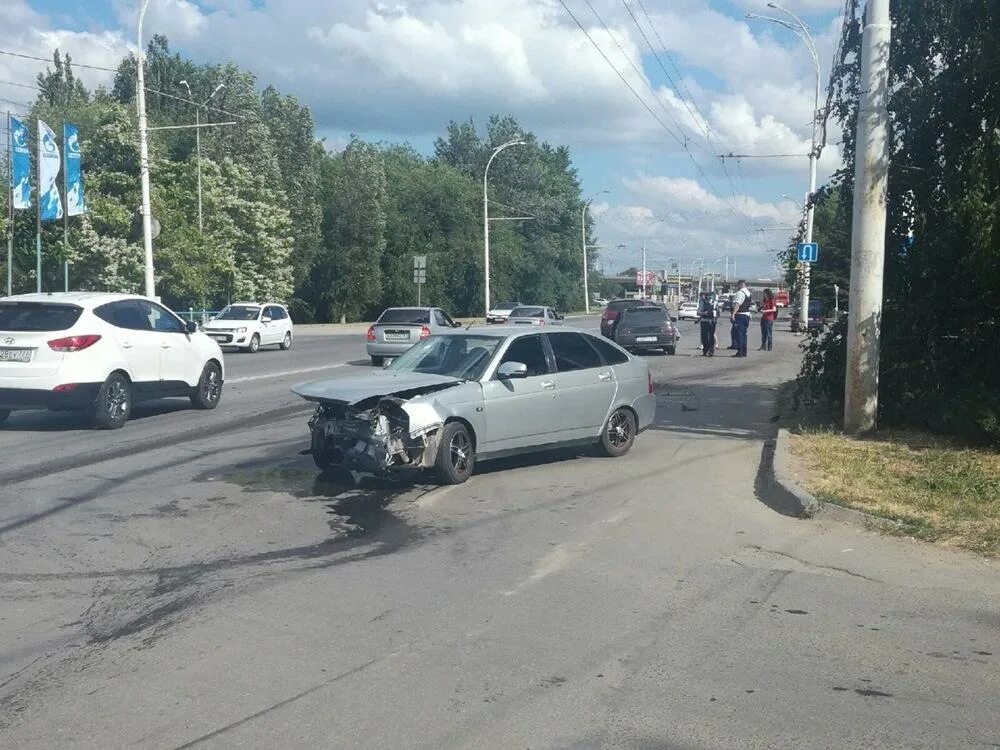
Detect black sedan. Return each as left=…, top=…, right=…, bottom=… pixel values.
left=612, top=305, right=678, bottom=355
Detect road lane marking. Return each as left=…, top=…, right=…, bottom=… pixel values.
left=228, top=363, right=352, bottom=384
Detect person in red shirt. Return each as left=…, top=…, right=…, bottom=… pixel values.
left=759, top=288, right=777, bottom=351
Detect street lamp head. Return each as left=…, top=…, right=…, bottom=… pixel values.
left=211, top=83, right=226, bottom=97
left=767, top=2, right=778, bottom=8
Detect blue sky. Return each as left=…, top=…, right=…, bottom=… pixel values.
left=4, top=0, right=848, bottom=279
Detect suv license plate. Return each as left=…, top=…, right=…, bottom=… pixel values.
left=0, top=348, right=32, bottom=363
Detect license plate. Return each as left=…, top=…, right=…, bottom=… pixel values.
left=383, top=331, right=409, bottom=341
left=636, top=336, right=657, bottom=343
left=0, top=347, right=32, bottom=363
left=209, top=334, right=227, bottom=340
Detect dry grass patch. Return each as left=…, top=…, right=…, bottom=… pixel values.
left=789, top=431, right=1000, bottom=556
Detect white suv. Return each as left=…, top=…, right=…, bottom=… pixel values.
left=202, top=302, right=293, bottom=353
left=0, top=292, right=224, bottom=429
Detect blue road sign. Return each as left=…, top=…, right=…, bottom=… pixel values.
left=797, top=242, right=819, bottom=263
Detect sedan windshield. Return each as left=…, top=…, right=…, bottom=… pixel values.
left=379, top=308, right=430, bottom=324
left=386, top=335, right=503, bottom=380
left=509, top=306, right=544, bottom=318
left=217, top=305, right=260, bottom=321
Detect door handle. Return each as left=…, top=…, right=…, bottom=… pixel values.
left=121, top=342, right=133, bottom=349
left=161, top=344, right=172, bottom=349
left=540, top=380, right=555, bottom=390
left=598, top=372, right=612, bottom=381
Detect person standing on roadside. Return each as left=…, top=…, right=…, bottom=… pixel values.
left=698, top=291, right=718, bottom=356
left=759, top=288, right=777, bottom=351
left=730, top=280, right=752, bottom=357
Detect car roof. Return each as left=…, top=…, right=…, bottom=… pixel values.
left=0, top=291, right=145, bottom=309
left=436, top=325, right=591, bottom=338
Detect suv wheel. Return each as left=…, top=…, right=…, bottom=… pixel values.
left=280, top=331, right=292, bottom=351
left=247, top=334, right=260, bottom=353
left=91, top=373, right=131, bottom=430
left=190, top=362, right=223, bottom=410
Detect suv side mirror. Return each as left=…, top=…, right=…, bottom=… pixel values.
left=452, top=321, right=463, bottom=328
left=186, top=320, right=198, bottom=333
left=497, top=361, right=528, bottom=379
left=261, top=315, right=272, bottom=323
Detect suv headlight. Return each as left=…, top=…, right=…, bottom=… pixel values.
left=236, top=327, right=247, bottom=334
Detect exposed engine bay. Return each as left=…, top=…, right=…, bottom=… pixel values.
left=306, top=382, right=461, bottom=473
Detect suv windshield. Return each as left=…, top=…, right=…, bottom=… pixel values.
left=379, top=308, right=430, bottom=324
left=386, top=334, right=502, bottom=380
left=509, top=306, right=544, bottom=318
left=0, top=302, right=83, bottom=331
left=217, top=305, right=260, bottom=321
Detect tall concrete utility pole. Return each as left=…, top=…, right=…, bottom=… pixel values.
left=482, top=139, right=524, bottom=317
left=844, top=0, right=891, bottom=434
left=136, top=0, right=155, bottom=299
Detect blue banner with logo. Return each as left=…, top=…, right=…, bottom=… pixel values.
left=37, top=119, right=63, bottom=221
left=64, top=122, right=85, bottom=216
left=9, top=115, right=31, bottom=210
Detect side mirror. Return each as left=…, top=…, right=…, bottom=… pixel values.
left=555, top=313, right=564, bottom=320
left=452, top=321, right=463, bottom=328
left=186, top=320, right=198, bottom=333
left=262, top=316, right=272, bottom=323
left=497, top=361, right=528, bottom=379
left=670, top=316, right=678, bottom=322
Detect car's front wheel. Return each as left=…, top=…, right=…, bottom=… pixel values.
left=91, top=373, right=131, bottom=430
left=280, top=331, right=292, bottom=351
left=665, top=346, right=676, bottom=355
left=436, top=421, right=475, bottom=485
left=246, top=334, right=260, bottom=353
left=599, top=407, right=636, bottom=458
left=190, top=362, right=223, bottom=410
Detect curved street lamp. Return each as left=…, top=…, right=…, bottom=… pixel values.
left=482, top=139, right=525, bottom=317
left=582, top=189, right=609, bottom=314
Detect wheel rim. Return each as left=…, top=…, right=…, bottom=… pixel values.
left=607, top=410, right=633, bottom=449
left=106, top=379, right=128, bottom=420
left=449, top=431, right=471, bottom=474
left=283, top=333, right=291, bottom=347
left=203, top=367, right=222, bottom=402
left=250, top=336, right=259, bottom=351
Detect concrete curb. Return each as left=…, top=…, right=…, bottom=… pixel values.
left=763, top=428, right=890, bottom=529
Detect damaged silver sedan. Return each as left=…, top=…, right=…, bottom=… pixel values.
left=292, top=328, right=656, bottom=484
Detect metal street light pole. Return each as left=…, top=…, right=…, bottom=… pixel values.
left=136, top=0, right=155, bottom=299
left=749, top=4, right=821, bottom=331
left=483, top=139, right=525, bottom=317
left=582, top=189, right=608, bottom=314
left=179, top=80, right=225, bottom=234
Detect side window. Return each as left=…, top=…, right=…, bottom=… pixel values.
left=262, top=306, right=275, bottom=321
left=547, top=332, right=602, bottom=372
left=137, top=301, right=185, bottom=333
left=587, top=335, right=629, bottom=365
left=95, top=300, right=150, bottom=331
left=433, top=310, right=448, bottom=327
left=441, top=310, right=456, bottom=327
left=498, top=335, right=549, bottom=377
left=274, top=306, right=288, bottom=320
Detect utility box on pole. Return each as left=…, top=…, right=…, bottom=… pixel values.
left=844, top=0, right=892, bottom=434
left=413, top=255, right=427, bottom=306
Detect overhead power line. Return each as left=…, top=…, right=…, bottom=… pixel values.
left=0, top=48, right=119, bottom=72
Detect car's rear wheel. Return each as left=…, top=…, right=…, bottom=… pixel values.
left=247, top=334, right=260, bottom=353
left=0, top=409, right=9, bottom=425
left=370, top=355, right=384, bottom=367
left=91, top=373, right=131, bottom=430
left=190, top=362, right=223, bottom=410
left=599, top=407, right=636, bottom=458
left=280, top=331, right=292, bottom=351
left=436, top=421, right=475, bottom=485
left=665, top=346, right=676, bottom=355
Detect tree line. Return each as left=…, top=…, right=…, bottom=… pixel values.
left=0, top=37, right=597, bottom=321
left=790, top=0, right=999, bottom=443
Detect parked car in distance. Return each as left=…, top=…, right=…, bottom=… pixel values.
left=0, top=292, right=224, bottom=429
left=790, top=300, right=827, bottom=332
left=293, top=327, right=655, bottom=484
left=367, top=307, right=461, bottom=366
left=775, top=290, right=790, bottom=308
left=601, top=298, right=658, bottom=338
left=594, top=297, right=610, bottom=307
left=202, top=302, right=293, bottom=353
left=486, top=300, right=521, bottom=324
left=676, top=301, right=700, bottom=321
left=505, top=306, right=564, bottom=326
left=613, top=305, right=678, bottom=355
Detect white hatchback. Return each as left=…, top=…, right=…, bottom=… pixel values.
left=202, top=302, right=293, bottom=353
left=0, top=292, right=224, bottom=429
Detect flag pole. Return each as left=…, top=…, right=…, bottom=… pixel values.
left=35, top=121, right=41, bottom=294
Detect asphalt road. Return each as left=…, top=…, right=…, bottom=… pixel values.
left=1, top=318, right=998, bottom=749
